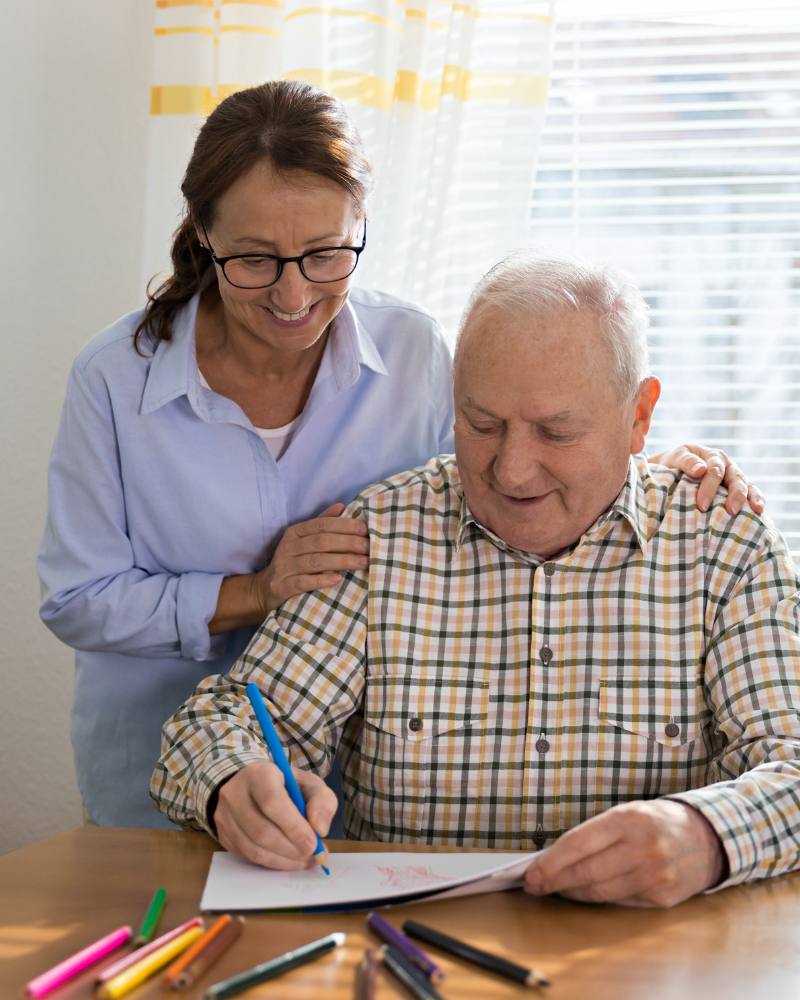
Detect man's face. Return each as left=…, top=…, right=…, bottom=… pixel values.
left=454, top=304, right=657, bottom=557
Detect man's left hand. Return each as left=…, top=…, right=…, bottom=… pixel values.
left=523, top=799, right=726, bottom=909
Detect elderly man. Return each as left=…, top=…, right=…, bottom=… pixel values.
left=152, top=253, right=800, bottom=908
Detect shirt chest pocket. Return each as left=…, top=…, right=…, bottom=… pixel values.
left=597, top=673, right=708, bottom=749
left=357, top=669, right=490, bottom=838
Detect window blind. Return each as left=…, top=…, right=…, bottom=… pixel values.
left=529, top=2, right=800, bottom=562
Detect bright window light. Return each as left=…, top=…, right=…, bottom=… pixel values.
left=530, top=4, right=800, bottom=561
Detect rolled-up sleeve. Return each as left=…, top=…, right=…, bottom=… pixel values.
left=38, top=361, right=223, bottom=661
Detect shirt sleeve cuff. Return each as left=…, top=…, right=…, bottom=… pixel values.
left=195, top=750, right=272, bottom=838
left=176, top=571, right=225, bottom=661
left=666, top=787, right=760, bottom=891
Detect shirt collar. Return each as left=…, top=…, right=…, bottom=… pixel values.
left=321, top=295, right=388, bottom=390
left=140, top=289, right=202, bottom=415
left=140, top=288, right=387, bottom=416
left=454, top=457, right=649, bottom=561
left=455, top=489, right=545, bottom=566
left=593, top=457, right=649, bottom=553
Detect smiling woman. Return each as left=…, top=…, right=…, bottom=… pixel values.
left=38, top=81, right=455, bottom=828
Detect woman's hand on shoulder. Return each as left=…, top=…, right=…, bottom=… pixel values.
left=648, top=443, right=765, bottom=516
left=254, top=503, right=370, bottom=616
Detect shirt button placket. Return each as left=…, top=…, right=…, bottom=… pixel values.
left=535, top=561, right=558, bottom=844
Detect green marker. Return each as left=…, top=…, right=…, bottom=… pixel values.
left=134, top=887, right=167, bottom=946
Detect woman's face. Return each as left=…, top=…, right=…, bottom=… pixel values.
left=202, top=163, right=363, bottom=358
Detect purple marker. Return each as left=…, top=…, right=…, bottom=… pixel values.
left=366, top=912, right=445, bottom=984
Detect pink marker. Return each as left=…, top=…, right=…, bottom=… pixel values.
left=25, top=925, right=132, bottom=998
left=96, top=917, right=204, bottom=983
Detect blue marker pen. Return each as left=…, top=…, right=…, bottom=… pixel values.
left=245, top=682, right=331, bottom=875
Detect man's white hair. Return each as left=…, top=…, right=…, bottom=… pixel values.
left=457, top=250, right=651, bottom=399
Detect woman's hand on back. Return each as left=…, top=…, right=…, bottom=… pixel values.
left=254, top=503, right=369, bottom=616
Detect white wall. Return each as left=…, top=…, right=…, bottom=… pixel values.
left=0, top=2, right=154, bottom=852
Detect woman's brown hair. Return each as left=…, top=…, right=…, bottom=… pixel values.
left=133, top=80, right=373, bottom=352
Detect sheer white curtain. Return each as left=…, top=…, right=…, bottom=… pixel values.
left=143, top=0, right=557, bottom=331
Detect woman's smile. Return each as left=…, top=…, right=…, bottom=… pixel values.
left=261, top=301, right=316, bottom=326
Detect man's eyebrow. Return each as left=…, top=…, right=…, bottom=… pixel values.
left=537, top=412, right=577, bottom=426
left=462, top=398, right=578, bottom=426
left=462, top=397, right=499, bottom=418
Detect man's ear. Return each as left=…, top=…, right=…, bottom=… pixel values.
left=629, top=376, right=661, bottom=454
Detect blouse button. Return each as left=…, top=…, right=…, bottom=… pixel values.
left=408, top=717, right=424, bottom=733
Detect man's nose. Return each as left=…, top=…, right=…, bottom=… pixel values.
left=492, top=429, right=540, bottom=493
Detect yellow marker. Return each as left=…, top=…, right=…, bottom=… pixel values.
left=97, top=925, right=203, bottom=999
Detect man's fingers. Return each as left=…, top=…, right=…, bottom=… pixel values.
left=237, top=764, right=321, bottom=855
left=554, top=859, right=662, bottom=905
left=296, top=770, right=339, bottom=838
left=525, top=842, right=639, bottom=896
left=525, top=813, right=622, bottom=889
left=216, top=797, right=310, bottom=870
left=255, top=792, right=320, bottom=857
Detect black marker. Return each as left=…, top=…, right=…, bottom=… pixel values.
left=402, top=920, right=550, bottom=989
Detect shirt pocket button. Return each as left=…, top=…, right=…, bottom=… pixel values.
left=408, top=717, right=424, bottom=733
left=664, top=722, right=680, bottom=738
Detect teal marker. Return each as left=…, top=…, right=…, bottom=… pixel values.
left=245, top=682, right=331, bottom=875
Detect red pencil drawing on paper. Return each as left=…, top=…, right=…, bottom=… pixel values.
left=376, top=864, right=452, bottom=890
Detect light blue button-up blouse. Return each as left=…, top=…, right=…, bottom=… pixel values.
left=38, top=286, right=454, bottom=827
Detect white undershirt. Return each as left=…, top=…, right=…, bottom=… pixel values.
left=197, top=368, right=300, bottom=460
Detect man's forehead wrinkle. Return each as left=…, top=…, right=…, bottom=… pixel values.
left=462, top=395, right=579, bottom=426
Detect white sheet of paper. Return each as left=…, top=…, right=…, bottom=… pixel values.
left=200, top=851, right=536, bottom=912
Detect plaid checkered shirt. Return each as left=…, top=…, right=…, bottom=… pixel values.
left=152, top=455, right=800, bottom=889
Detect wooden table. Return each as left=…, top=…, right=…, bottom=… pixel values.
left=3, top=827, right=800, bottom=999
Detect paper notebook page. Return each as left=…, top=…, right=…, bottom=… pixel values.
left=200, top=851, right=533, bottom=912
left=430, top=855, right=534, bottom=900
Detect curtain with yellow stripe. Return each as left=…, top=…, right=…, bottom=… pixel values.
left=144, top=0, right=557, bottom=331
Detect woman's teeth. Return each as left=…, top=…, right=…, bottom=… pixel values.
left=268, top=305, right=311, bottom=321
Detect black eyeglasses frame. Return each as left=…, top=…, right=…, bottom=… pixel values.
left=199, top=221, right=367, bottom=289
